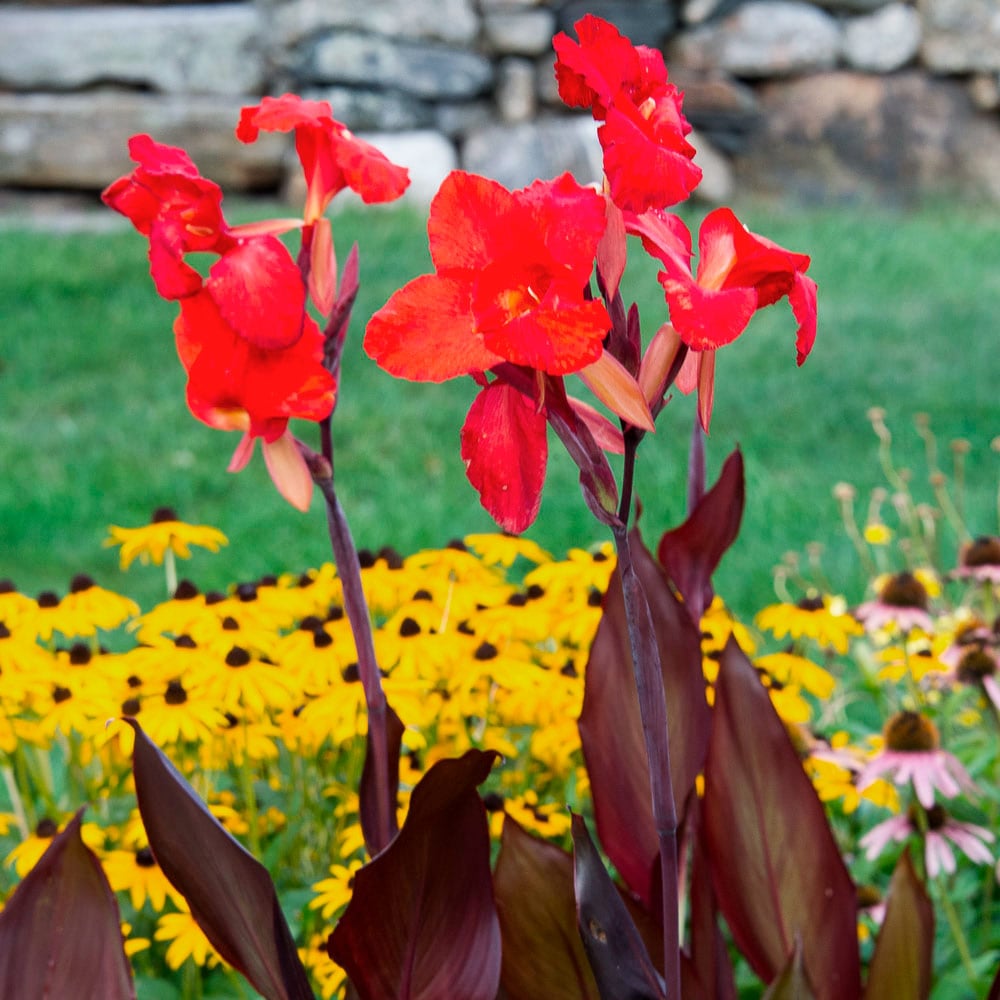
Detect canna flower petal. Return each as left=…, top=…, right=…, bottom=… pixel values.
left=262, top=432, right=314, bottom=512
left=176, top=289, right=336, bottom=441
left=364, top=274, right=504, bottom=382
left=577, top=351, right=654, bottom=431
left=237, top=94, right=409, bottom=219
left=638, top=206, right=816, bottom=429
left=599, top=103, right=700, bottom=213
left=205, top=236, right=306, bottom=350
left=102, top=134, right=227, bottom=300
left=366, top=170, right=610, bottom=381
left=553, top=14, right=700, bottom=212
left=460, top=382, right=548, bottom=534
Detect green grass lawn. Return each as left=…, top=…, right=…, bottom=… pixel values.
left=2, top=197, right=999, bottom=617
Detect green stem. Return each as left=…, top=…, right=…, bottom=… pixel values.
left=164, top=548, right=178, bottom=597
left=1, top=765, right=30, bottom=839
left=238, top=724, right=261, bottom=859
left=16, top=743, right=55, bottom=819
left=181, top=958, right=203, bottom=1000
left=936, top=875, right=977, bottom=984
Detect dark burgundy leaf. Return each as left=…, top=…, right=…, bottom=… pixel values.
left=359, top=701, right=405, bottom=855
left=762, top=939, right=816, bottom=1000
left=494, top=815, right=600, bottom=1000
left=127, top=719, right=313, bottom=1000
left=702, top=640, right=860, bottom=1000
left=571, top=813, right=666, bottom=1000
left=682, top=799, right=737, bottom=1000
left=579, top=526, right=709, bottom=908
left=657, top=448, right=745, bottom=623
left=329, top=749, right=501, bottom=1000
left=0, top=809, right=134, bottom=999
left=864, top=849, right=933, bottom=1000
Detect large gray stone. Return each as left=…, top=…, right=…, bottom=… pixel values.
left=461, top=115, right=603, bottom=191
left=536, top=53, right=563, bottom=107
left=302, top=87, right=436, bottom=132
left=0, top=5, right=264, bottom=96
left=969, top=73, right=1000, bottom=111
left=262, top=0, right=480, bottom=47
left=688, top=128, right=734, bottom=203
left=496, top=58, right=538, bottom=123
left=305, top=32, right=494, bottom=100
left=482, top=8, right=557, bottom=56
left=918, top=0, right=1000, bottom=72
left=842, top=3, right=921, bottom=72
left=813, top=0, right=896, bottom=10
left=358, top=131, right=458, bottom=206
left=480, top=0, right=545, bottom=8
left=670, top=2, right=841, bottom=77
left=434, top=100, right=497, bottom=139
left=557, top=1, right=677, bottom=48
left=286, top=129, right=457, bottom=208
left=0, top=91, right=286, bottom=191
left=732, top=71, right=1000, bottom=204
left=670, top=71, right=762, bottom=153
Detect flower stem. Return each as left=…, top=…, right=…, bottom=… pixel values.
left=936, top=874, right=978, bottom=984
left=164, top=548, right=177, bottom=598
left=1, top=765, right=30, bottom=839
left=305, top=447, right=394, bottom=855
left=238, top=721, right=261, bottom=859
left=611, top=516, right=679, bottom=995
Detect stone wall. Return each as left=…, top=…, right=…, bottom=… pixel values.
left=1, top=0, right=999, bottom=206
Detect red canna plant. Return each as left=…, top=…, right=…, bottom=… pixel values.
left=9, top=12, right=965, bottom=1000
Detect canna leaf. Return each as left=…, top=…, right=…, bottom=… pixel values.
left=579, top=525, right=709, bottom=908
left=571, top=813, right=666, bottom=1000
left=328, top=749, right=501, bottom=1000
left=494, top=815, right=600, bottom=1000
left=657, top=447, right=744, bottom=624
left=0, top=810, right=135, bottom=1000
left=702, top=640, right=860, bottom=1000
left=863, top=849, right=933, bottom=1000
left=126, top=719, right=314, bottom=1000
left=762, top=938, right=816, bottom=1000
left=682, top=798, right=738, bottom=1000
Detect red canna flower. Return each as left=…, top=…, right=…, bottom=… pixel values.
left=104, top=133, right=336, bottom=509
left=553, top=14, right=701, bottom=213
left=365, top=169, right=620, bottom=532
left=236, top=94, right=410, bottom=223
left=174, top=288, right=336, bottom=510
left=102, top=134, right=307, bottom=351
left=629, top=206, right=817, bottom=430
left=365, top=170, right=610, bottom=380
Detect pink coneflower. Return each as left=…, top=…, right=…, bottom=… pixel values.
left=951, top=536, right=1000, bottom=584
left=939, top=620, right=1000, bottom=704
left=861, top=804, right=994, bottom=879
left=854, top=571, right=934, bottom=634
left=857, top=711, right=976, bottom=809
